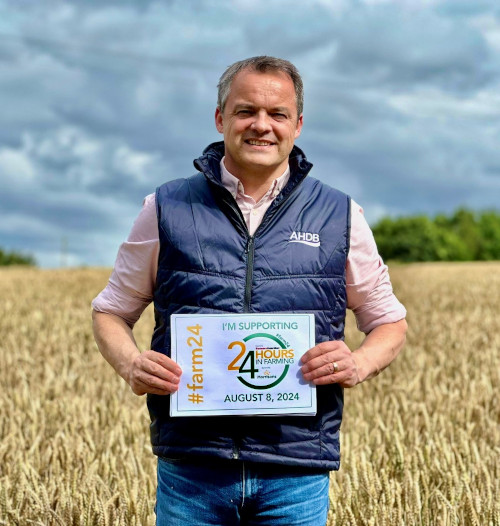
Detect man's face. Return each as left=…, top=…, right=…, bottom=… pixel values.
left=215, top=69, right=303, bottom=181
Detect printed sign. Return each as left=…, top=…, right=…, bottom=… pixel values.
left=170, top=313, right=316, bottom=417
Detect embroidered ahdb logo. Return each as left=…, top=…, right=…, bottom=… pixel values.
left=289, top=231, right=321, bottom=247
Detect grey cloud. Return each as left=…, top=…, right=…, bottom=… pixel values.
left=306, top=111, right=500, bottom=220
left=332, top=6, right=494, bottom=92
left=241, top=4, right=335, bottom=57
left=1, top=127, right=177, bottom=201
left=436, top=0, right=500, bottom=18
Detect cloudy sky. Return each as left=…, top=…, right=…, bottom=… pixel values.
left=1, top=0, right=499, bottom=267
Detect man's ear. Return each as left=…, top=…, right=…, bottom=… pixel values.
left=294, top=114, right=303, bottom=139
left=215, top=108, right=224, bottom=134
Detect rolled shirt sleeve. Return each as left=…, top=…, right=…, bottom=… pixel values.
left=91, top=194, right=158, bottom=327
left=347, top=200, right=406, bottom=334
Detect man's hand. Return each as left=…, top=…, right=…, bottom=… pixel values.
left=300, top=319, right=407, bottom=389
left=300, top=341, right=360, bottom=388
left=128, top=350, right=182, bottom=396
left=92, top=310, right=183, bottom=396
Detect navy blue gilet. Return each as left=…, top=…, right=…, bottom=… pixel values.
left=147, top=142, right=351, bottom=470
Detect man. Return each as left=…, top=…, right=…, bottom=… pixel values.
left=92, top=56, right=407, bottom=525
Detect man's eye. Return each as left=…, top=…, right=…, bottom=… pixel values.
left=273, top=113, right=287, bottom=119
left=237, top=110, right=252, bottom=115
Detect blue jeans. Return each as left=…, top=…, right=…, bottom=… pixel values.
left=156, top=457, right=330, bottom=525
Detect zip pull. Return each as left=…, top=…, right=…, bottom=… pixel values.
left=245, top=236, right=254, bottom=254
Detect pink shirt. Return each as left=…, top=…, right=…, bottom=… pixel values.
left=92, top=160, right=406, bottom=334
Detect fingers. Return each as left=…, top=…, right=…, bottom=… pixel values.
left=301, top=357, right=347, bottom=385
left=129, top=350, right=182, bottom=396
left=131, top=378, right=178, bottom=397
left=301, top=341, right=349, bottom=374
left=301, top=341, right=360, bottom=388
left=141, top=350, right=182, bottom=378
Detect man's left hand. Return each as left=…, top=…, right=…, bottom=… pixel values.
left=300, top=341, right=360, bottom=388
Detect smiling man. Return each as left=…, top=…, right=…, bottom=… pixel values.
left=214, top=67, right=303, bottom=199
left=92, top=56, right=407, bottom=525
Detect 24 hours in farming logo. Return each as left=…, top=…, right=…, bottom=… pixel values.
left=170, top=313, right=317, bottom=417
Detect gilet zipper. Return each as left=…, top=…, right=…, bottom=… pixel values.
left=244, top=236, right=255, bottom=312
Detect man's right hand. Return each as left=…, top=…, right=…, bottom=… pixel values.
left=127, top=350, right=182, bottom=396
left=92, top=311, right=183, bottom=397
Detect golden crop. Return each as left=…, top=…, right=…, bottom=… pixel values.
left=0, top=263, right=498, bottom=525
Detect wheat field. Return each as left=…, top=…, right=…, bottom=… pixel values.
left=0, top=263, right=498, bottom=526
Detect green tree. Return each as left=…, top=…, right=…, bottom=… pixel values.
left=477, top=211, right=500, bottom=260
left=447, top=208, right=481, bottom=259
left=373, top=215, right=471, bottom=262
left=0, top=248, right=36, bottom=266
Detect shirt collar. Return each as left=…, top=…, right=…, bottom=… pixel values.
left=220, top=157, right=290, bottom=199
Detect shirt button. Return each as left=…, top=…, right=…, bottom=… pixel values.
left=252, top=210, right=258, bottom=216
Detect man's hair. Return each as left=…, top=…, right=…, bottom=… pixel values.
left=217, top=56, right=304, bottom=117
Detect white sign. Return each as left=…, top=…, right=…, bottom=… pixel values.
left=170, top=313, right=316, bottom=417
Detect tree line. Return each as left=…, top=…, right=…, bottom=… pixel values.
left=0, top=248, right=36, bottom=266
left=372, top=208, right=500, bottom=262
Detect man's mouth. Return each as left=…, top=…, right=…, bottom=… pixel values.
left=245, top=139, right=275, bottom=146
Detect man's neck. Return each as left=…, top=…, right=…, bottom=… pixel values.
left=221, top=159, right=290, bottom=202
left=236, top=176, right=276, bottom=202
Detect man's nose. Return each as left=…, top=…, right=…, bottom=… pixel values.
left=251, top=111, right=272, bottom=133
